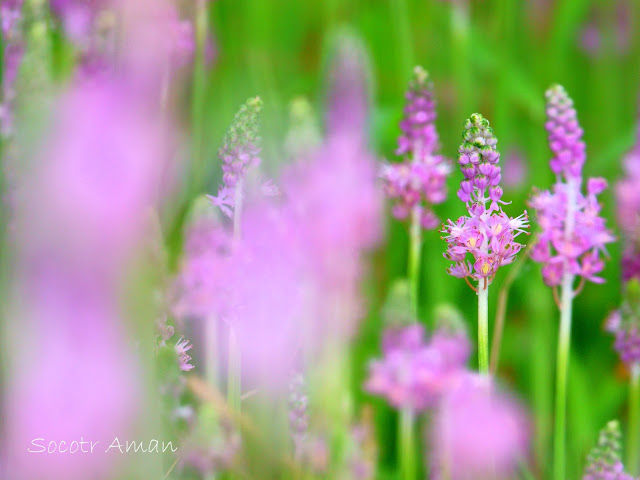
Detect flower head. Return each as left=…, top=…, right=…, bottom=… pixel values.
left=381, top=66, right=451, bottom=229
left=583, top=421, right=636, bottom=480
left=530, top=86, right=614, bottom=288
left=442, top=113, right=529, bottom=286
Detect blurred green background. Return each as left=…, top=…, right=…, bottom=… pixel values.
left=192, top=0, right=639, bottom=478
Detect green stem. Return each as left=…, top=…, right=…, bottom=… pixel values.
left=408, top=207, right=422, bottom=319
left=628, top=363, right=640, bottom=475
left=399, top=407, right=416, bottom=480
left=190, top=0, right=208, bottom=195
left=553, top=272, right=574, bottom=480
left=554, top=177, right=577, bottom=480
left=227, top=180, right=244, bottom=413
left=477, top=283, right=489, bottom=375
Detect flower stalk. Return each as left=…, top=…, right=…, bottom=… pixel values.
left=228, top=179, right=243, bottom=413
left=227, top=328, right=241, bottom=413
left=442, top=113, right=529, bottom=375
left=554, top=269, right=574, bottom=480
left=408, top=206, right=422, bottom=318
left=477, top=283, right=489, bottom=374
left=399, top=407, right=416, bottom=480
left=529, top=86, right=613, bottom=480
left=554, top=175, right=577, bottom=480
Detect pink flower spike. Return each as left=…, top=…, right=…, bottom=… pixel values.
left=530, top=86, right=614, bottom=292
left=381, top=66, right=451, bottom=230
left=442, top=113, right=528, bottom=286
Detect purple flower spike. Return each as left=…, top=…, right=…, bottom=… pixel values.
left=616, top=121, right=640, bottom=282
left=442, top=113, right=529, bottom=287
left=545, top=85, right=587, bottom=178
left=583, top=421, right=636, bottom=480
left=381, top=66, right=451, bottom=230
left=530, top=86, right=614, bottom=289
left=208, top=97, right=263, bottom=219
left=396, top=66, right=439, bottom=158
left=606, top=279, right=640, bottom=368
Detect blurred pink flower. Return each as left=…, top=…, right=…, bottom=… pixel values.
left=429, top=374, right=530, bottom=480
left=282, top=135, right=382, bottom=341
left=325, top=31, right=371, bottom=145
left=172, top=214, right=232, bottom=319
left=365, top=324, right=470, bottom=412
left=221, top=203, right=308, bottom=388
left=579, top=23, right=601, bottom=57
left=4, top=262, right=141, bottom=480
left=4, top=1, right=180, bottom=473
left=1, top=0, right=23, bottom=137
left=26, top=73, right=170, bottom=264
left=50, top=0, right=109, bottom=43
left=502, top=149, right=528, bottom=190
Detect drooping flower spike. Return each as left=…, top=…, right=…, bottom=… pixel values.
left=380, top=66, right=451, bottom=229
left=442, top=113, right=529, bottom=290
left=529, top=85, right=614, bottom=294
